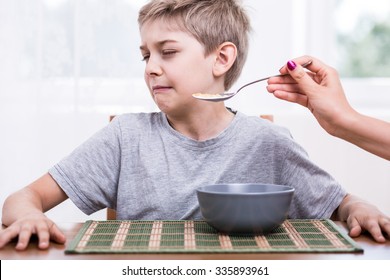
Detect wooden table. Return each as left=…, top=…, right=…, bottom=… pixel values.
left=1, top=222, right=389, bottom=260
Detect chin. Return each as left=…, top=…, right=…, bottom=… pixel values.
left=154, top=99, right=170, bottom=113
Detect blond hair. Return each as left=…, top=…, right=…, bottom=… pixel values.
left=138, top=0, right=251, bottom=90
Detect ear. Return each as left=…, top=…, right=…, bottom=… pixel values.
left=212, top=42, right=237, bottom=77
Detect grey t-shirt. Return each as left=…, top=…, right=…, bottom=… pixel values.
left=49, top=111, right=346, bottom=220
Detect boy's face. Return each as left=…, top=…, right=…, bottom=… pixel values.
left=140, top=19, right=220, bottom=115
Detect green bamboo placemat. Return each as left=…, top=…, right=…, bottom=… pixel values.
left=65, top=219, right=363, bottom=254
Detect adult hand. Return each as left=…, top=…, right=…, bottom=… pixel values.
left=267, top=55, right=355, bottom=136
left=267, top=55, right=390, bottom=160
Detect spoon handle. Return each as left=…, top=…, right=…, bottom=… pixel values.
left=236, top=60, right=312, bottom=93
left=235, top=75, right=283, bottom=92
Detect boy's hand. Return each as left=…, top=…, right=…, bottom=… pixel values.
left=338, top=194, right=390, bottom=243
left=0, top=213, right=66, bottom=250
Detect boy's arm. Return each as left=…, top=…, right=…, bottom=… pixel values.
left=335, top=193, right=390, bottom=243
left=0, top=173, right=68, bottom=250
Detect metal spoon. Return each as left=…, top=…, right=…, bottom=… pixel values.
left=192, top=61, right=312, bottom=102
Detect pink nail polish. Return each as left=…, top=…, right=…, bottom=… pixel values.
left=287, top=60, right=297, bottom=71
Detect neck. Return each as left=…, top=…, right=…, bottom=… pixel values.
left=166, top=104, right=235, bottom=141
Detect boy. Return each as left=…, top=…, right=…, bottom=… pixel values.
left=1, top=0, right=389, bottom=250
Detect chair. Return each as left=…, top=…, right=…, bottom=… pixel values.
left=259, top=114, right=274, bottom=122
left=106, top=114, right=274, bottom=220
left=107, top=208, right=117, bottom=220
left=107, top=115, right=117, bottom=219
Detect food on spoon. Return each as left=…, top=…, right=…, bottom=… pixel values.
left=192, top=92, right=224, bottom=99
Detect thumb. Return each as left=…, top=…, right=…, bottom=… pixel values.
left=286, top=60, right=318, bottom=95
left=347, top=217, right=362, bottom=238
left=49, top=223, right=67, bottom=244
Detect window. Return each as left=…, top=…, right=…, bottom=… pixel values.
left=334, top=0, right=390, bottom=77
left=0, top=0, right=154, bottom=115
left=296, top=0, right=390, bottom=113
left=332, top=0, right=390, bottom=113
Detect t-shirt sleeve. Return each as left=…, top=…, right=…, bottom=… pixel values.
left=277, top=134, right=347, bottom=219
left=49, top=117, right=122, bottom=215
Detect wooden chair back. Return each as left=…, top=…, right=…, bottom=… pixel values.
left=106, top=115, right=117, bottom=219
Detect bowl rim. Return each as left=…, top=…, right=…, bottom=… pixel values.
left=196, top=183, right=295, bottom=196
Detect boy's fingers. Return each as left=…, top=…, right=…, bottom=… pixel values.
left=348, top=216, right=388, bottom=243
left=0, top=221, right=65, bottom=250
left=365, top=222, right=386, bottom=243
left=347, top=217, right=362, bottom=238
left=370, top=216, right=390, bottom=242
left=48, top=223, right=66, bottom=245
left=36, top=223, right=51, bottom=249
left=16, top=226, right=33, bottom=250
left=381, top=218, right=390, bottom=238
left=36, top=222, right=66, bottom=249
left=0, top=227, right=19, bottom=248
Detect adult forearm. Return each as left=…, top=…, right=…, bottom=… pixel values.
left=334, top=111, right=390, bottom=160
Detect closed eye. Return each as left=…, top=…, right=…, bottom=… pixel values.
left=162, top=49, right=177, bottom=57
left=141, top=53, right=150, bottom=62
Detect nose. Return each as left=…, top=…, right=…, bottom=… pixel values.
left=145, top=56, right=163, bottom=77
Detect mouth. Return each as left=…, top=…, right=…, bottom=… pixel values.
left=152, top=85, right=172, bottom=94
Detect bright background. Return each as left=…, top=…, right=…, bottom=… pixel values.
left=1, top=0, right=389, bottom=222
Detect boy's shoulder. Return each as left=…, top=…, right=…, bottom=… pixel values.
left=238, top=112, right=291, bottom=136
left=107, top=112, right=164, bottom=133
left=235, top=112, right=298, bottom=147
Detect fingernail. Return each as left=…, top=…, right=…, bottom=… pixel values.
left=287, top=60, right=297, bottom=71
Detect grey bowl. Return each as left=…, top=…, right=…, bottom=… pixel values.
left=196, top=183, right=294, bottom=234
